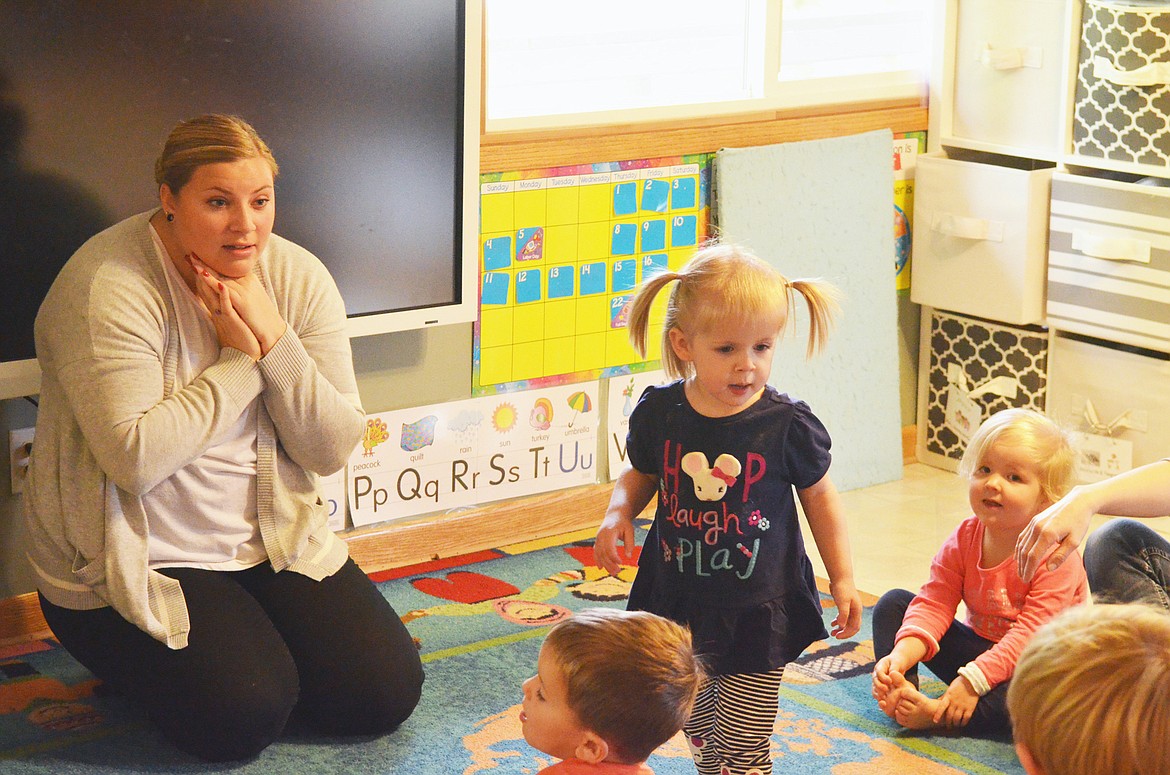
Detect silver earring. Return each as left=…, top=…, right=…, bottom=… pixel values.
left=166, top=212, right=174, bottom=222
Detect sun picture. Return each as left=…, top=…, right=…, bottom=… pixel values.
left=491, top=402, right=517, bottom=433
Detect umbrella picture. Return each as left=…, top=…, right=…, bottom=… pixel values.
left=566, top=390, right=593, bottom=427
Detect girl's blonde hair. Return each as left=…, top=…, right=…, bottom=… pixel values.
left=154, top=114, right=278, bottom=194
left=626, top=242, right=840, bottom=380
left=1008, top=603, right=1170, bottom=775
left=957, top=408, right=1076, bottom=504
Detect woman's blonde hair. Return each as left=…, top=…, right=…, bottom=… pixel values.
left=957, top=407, right=1076, bottom=504
left=154, top=114, right=278, bottom=194
left=625, top=241, right=840, bottom=380
left=1008, top=603, right=1170, bottom=775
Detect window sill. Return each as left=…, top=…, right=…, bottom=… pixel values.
left=479, top=96, right=928, bottom=172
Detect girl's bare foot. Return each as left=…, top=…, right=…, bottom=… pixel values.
left=876, top=669, right=910, bottom=719
left=893, top=683, right=944, bottom=730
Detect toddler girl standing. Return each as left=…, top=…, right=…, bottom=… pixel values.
left=595, top=242, right=861, bottom=775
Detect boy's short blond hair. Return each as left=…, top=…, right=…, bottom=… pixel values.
left=544, top=608, right=704, bottom=763
left=957, top=407, right=1076, bottom=504
left=1008, top=603, right=1170, bottom=775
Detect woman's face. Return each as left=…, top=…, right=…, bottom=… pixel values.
left=161, top=157, right=275, bottom=279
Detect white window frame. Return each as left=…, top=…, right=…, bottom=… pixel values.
left=483, top=0, right=930, bottom=133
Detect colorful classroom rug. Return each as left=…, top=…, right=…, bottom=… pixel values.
left=0, top=526, right=1024, bottom=774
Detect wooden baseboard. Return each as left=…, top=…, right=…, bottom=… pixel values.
left=0, top=592, right=53, bottom=650
left=902, top=424, right=917, bottom=466
left=343, top=481, right=614, bottom=573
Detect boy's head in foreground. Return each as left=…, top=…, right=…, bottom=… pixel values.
left=521, top=608, right=704, bottom=766
left=1008, top=603, right=1170, bottom=775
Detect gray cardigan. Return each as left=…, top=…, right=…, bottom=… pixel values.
left=25, top=211, right=365, bottom=648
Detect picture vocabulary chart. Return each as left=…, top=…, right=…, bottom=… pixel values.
left=475, top=155, right=712, bottom=394
left=347, top=381, right=601, bottom=526
left=605, top=368, right=669, bottom=481
left=321, top=469, right=346, bottom=532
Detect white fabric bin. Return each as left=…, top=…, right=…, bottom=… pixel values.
left=1048, top=331, right=1170, bottom=482
left=950, top=0, right=1068, bottom=158
left=910, top=153, right=1052, bottom=325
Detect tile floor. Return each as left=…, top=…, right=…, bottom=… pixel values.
left=803, top=462, right=1170, bottom=598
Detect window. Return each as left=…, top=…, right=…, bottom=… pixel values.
left=484, top=0, right=931, bottom=129
left=780, top=0, right=930, bottom=80
left=776, top=0, right=932, bottom=105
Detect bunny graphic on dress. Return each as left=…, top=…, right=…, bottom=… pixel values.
left=681, top=451, right=742, bottom=501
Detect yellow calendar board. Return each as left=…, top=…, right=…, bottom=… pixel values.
left=475, top=155, right=712, bottom=394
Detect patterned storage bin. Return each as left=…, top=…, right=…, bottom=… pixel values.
left=1073, top=0, right=1170, bottom=169
left=1048, top=331, right=1170, bottom=483
left=916, top=308, right=1049, bottom=472
left=1047, top=172, right=1170, bottom=354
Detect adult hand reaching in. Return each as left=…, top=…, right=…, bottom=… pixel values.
left=1016, top=460, right=1170, bottom=582
left=1014, top=492, right=1096, bottom=583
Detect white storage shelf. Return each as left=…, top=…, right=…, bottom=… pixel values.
left=933, top=0, right=1170, bottom=180
left=918, top=1, right=1170, bottom=479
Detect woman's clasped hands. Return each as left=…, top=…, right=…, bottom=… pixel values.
left=187, top=252, right=286, bottom=360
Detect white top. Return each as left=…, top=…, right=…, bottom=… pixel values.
left=143, top=227, right=266, bottom=569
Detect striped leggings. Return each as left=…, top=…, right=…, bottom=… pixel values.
left=683, top=666, right=785, bottom=775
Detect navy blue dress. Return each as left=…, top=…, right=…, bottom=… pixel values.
left=625, top=381, right=832, bottom=675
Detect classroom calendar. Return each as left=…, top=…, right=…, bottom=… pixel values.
left=475, top=155, right=712, bottom=394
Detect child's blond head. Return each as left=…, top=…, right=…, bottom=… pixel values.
left=625, top=241, right=839, bottom=380
left=543, top=608, right=704, bottom=763
left=1008, top=603, right=1170, bottom=775
left=958, top=408, right=1076, bottom=504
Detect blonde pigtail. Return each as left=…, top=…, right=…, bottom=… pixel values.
left=786, top=278, right=841, bottom=358
left=627, top=270, right=684, bottom=374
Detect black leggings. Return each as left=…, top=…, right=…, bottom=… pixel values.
left=39, top=559, right=424, bottom=762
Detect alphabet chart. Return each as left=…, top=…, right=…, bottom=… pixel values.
left=347, top=381, right=600, bottom=526
left=321, top=469, right=346, bottom=531
left=475, top=154, right=712, bottom=394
